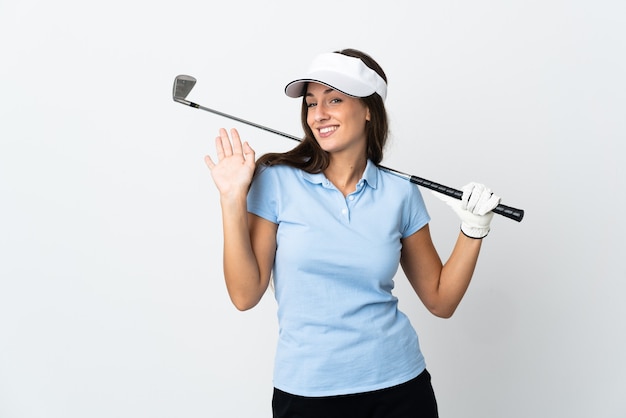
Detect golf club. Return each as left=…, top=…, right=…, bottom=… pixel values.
left=173, top=75, right=524, bottom=222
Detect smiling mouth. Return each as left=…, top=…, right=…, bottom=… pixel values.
left=319, top=126, right=338, bottom=135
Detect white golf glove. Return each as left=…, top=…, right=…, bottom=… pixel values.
left=432, top=182, right=501, bottom=239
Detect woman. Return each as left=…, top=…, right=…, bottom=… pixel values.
left=205, top=49, right=500, bottom=418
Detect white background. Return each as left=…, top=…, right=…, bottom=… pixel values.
left=1, top=1, right=624, bottom=417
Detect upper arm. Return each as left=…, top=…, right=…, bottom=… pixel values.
left=400, top=224, right=443, bottom=309
left=248, top=213, right=278, bottom=291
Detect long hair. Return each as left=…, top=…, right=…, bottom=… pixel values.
left=255, top=49, right=389, bottom=174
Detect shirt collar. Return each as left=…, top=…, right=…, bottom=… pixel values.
left=301, top=159, right=379, bottom=189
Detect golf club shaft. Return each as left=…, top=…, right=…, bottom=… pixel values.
left=175, top=98, right=524, bottom=222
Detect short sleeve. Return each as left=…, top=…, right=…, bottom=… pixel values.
left=401, top=184, right=430, bottom=238
left=247, top=166, right=279, bottom=224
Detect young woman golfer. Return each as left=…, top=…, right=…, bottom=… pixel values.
left=205, top=49, right=501, bottom=418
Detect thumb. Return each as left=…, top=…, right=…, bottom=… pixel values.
left=430, top=190, right=458, bottom=206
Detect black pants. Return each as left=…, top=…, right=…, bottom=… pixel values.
left=272, top=369, right=438, bottom=418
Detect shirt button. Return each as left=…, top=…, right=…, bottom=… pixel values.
left=341, top=209, right=348, bottom=215
left=348, top=196, right=355, bottom=201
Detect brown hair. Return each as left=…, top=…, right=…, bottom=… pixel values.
left=255, top=49, right=389, bottom=174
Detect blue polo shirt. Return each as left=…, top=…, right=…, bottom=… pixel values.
left=247, top=160, right=431, bottom=397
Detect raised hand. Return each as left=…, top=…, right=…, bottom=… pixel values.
left=205, top=128, right=256, bottom=198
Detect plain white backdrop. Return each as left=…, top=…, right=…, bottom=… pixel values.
left=1, top=1, right=624, bottom=417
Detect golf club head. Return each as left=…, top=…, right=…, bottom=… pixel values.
left=173, top=75, right=197, bottom=102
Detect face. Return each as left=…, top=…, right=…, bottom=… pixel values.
left=305, top=82, right=370, bottom=157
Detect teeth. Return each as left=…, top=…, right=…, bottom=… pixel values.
left=319, top=126, right=337, bottom=134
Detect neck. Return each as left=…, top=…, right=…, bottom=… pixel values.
left=324, top=154, right=367, bottom=197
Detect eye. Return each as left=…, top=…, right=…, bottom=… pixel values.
left=306, top=102, right=317, bottom=108
left=330, top=98, right=342, bottom=104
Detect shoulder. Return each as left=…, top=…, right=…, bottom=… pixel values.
left=374, top=165, right=430, bottom=233
left=250, top=164, right=308, bottom=194
left=376, top=166, right=422, bottom=197
left=253, top=164, right=293, bottom=184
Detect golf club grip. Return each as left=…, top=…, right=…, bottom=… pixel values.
left=376, top=166, right=523, bottom=222
left=407, top=174, right=524, bottom=222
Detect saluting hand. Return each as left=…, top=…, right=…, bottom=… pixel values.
left=204, top=128, right=256, bottom=198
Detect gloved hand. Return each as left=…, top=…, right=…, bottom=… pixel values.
left=432, top=182, right=501, bottom=239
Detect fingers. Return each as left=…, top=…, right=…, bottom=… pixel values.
left=242, top=141, right=256, bottom=168
left=204, top=155, right=215, bottom=169
left=206, top=128, right=256, bottom=170
left=230, top=128, right=243, bottom=155
left=480, top=192, right=501, bottom=215
left=461, top=182, right=501, bottom=215
left=216, top=128, right=233, bottom=157
left=215, top=128, right=245, bottom=158
left=463, top=183, right=488, bottom=213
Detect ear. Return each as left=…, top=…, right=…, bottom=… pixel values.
left=365, top=107, right=371, bottom=122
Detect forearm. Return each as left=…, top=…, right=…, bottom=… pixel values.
left=220, top=194, right=265, bottom=310
left=435, top=233, right=483, bottom=317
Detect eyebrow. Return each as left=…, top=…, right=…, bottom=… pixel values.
left=305, top=88, right=336, bottom=97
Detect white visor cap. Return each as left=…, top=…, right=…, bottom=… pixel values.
left=285, top=52, right=387, bottom=101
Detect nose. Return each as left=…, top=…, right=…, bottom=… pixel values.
left=312, top=103, right=329, bottom=122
